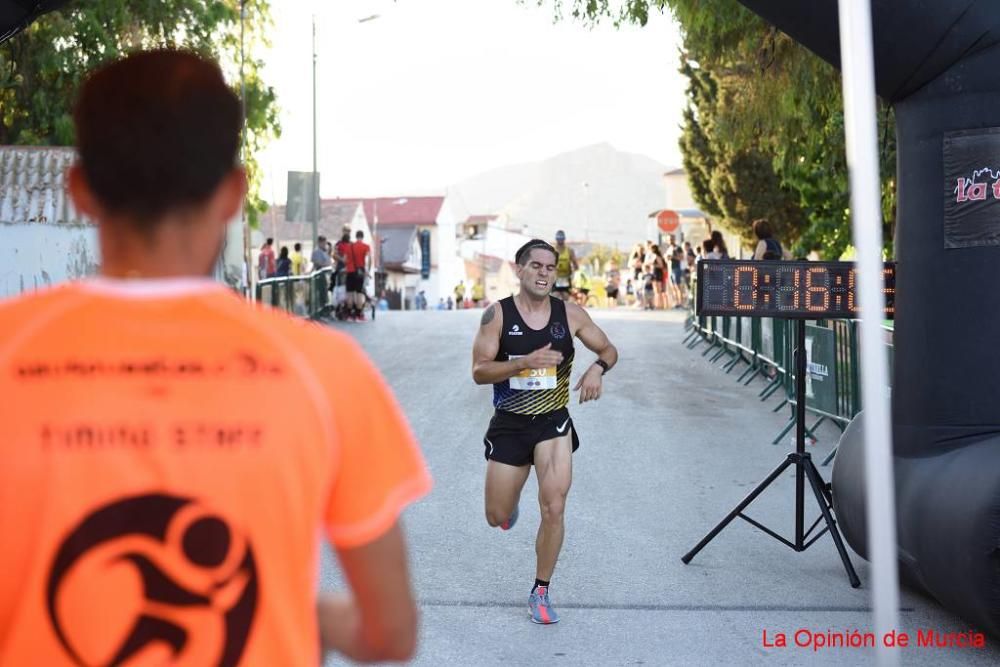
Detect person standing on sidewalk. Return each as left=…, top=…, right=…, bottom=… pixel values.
left=471, top=239, right=618, bottom=624
left=345, top=230, right=371, bottom=321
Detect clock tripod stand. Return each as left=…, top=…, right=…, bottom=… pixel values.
left=681, top=318, right=861, bottom=588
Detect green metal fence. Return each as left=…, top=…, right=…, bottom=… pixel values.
left=254, top=268, right=333, bottom=319
left=683, top=285, right=893, bottom=464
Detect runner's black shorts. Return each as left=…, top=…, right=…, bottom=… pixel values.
left=345, top=271, right=365, bottom=292
left=483, top=407, right=579, bottom=466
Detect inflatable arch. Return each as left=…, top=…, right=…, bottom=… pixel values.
left=736, top=0, right=1000, bottom=636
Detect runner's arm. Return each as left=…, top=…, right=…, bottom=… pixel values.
left=472, top=303, right=519, bottom=384
left=568, top=302, right=618, bottom=371
left=318, top=522, right=416, bottom=661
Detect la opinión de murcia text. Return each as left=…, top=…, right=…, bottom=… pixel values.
left=761, top=628, right=986, bottom=652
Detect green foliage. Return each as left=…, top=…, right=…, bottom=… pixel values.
left=579, top=244, right=626, bottom=273
left=0, top=0, right=280, bottom=228
left=531, top=0, right=896, bottom=259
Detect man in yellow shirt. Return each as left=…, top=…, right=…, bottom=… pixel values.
left=472, top=278, right=486, bottom=306
left=552, top=230, right=578, bottom=301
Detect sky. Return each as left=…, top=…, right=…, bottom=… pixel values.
left=258, top=0, right=688, bottom=203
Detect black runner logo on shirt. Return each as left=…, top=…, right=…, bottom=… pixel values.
left=550, top=321, right=567, bottom=340
left=46, top=493, right=258, bottom=667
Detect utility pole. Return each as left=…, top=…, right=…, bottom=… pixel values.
left=311, top=15, right=319, bottom=248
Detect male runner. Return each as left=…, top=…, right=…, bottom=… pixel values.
left=551, top=230, right=578, bottom=301
left=0, top=50, right=431, bottom=665
left=471, top=239, right=618, bottom=624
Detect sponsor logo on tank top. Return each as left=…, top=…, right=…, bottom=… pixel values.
left=508, top=324, right=523, bottom=336
left=550, top=321, right=567, bottom=340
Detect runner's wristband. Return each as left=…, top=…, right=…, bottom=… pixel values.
left=594, top=359, right=610, bottom=375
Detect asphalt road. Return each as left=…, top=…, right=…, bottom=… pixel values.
left=319, top=308, right=998, bottom=666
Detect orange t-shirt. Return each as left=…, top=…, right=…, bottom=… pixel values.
left=0, top=278, right=432, bottom=666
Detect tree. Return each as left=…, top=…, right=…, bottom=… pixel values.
left=530, top=0, right=896, bottom=258
left=0, top=0, right=279, bottom=228
left=678, top=55, right=803, bottom=249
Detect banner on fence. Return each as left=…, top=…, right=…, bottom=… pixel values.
left=805, top=324, right=838, bottom=414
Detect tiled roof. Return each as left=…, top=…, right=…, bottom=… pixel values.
left=465, top=214, right=498, bottom=225
left=333, top=196, right=445, bottom=226
left=474, top=253, right=515, bottom=274
left=261, top=200, right=362, bottom=240
left=0, top=146, right=90, bottom=225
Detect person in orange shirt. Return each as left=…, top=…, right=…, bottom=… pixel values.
left=0, top=50, right=432, bottom=666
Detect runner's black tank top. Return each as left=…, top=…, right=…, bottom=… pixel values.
left=493, top=296, right=574, bottom=415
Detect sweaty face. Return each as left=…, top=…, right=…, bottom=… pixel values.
left=517, top=248, right=557, bottom=298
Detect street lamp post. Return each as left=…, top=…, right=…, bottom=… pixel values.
left=311, top=13, right=381, bottom=251
left=311, top=15, right=319, bottom=248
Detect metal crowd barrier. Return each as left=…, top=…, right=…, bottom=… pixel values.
left=682, top=284, right=893, bottom=465
left=254, top=267, right=334, bottom=320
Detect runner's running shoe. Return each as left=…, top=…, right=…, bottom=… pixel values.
left=500, top=503, right=519, bottom=531
left=529, top=586, right=559, bottom=624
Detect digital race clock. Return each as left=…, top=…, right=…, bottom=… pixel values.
left=696, top=260, right=896, bottom=319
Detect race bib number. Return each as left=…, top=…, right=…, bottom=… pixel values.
left=508, top=355, right=556, bottom=390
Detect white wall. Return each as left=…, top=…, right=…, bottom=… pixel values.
left=1, top=223, right=100, bottom=298
left=663, top=172, right=698, bottom=210
left=457, top=224, right=533, bottom=264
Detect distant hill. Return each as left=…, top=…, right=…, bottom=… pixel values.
left=449, top=143, right=670, bottom=247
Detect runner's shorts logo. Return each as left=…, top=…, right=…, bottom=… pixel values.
left=46, top=493, right=258, bottom=667
left=550, top=322, right=567, bottom=340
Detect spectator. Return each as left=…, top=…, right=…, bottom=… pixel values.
left=258, top=237, right=276, bottom=279
left=334, top=227, right=351, bottom=274
left=625, top=278, right=635, bottom=306
left=437, top=298, right=446, bottom=310
left=454, top=281, right=466, bottom=309
left=649, top=244, right=669, bottom=310
left=752, top=219, right=792, bottom=260
left=310, top=235, right=332, bottom=312
left=345, top=230, right=371, bottom=321
left=629, top=243, right=645, bottom=283
left=711, top=230, right=730, bottom=259
left=472, top=279, right=485, bottom=307
left=604, top=262, right=621, bottom=308
left=311, top=235, right=331, bottom=271
left=683, top=241, right=696, bottom=287
left=628, top=243, right=645, bottom=308
left=275, top=245, right=292, bottom=277
left=670, top=245, right=688, bottom=309
left=290, top=242, right=305, bottom=275
left=702, top=239, right=723, bottom=260
left=446, top=295, right=454, bottom=310
left=642, top=270, right=655, bottom=310
left=573, top=267, right=592, bottom=306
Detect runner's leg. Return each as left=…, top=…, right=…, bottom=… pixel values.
left=485, top=460, right=531, bottom=527
left=533, top=432, right=573, bottom=581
